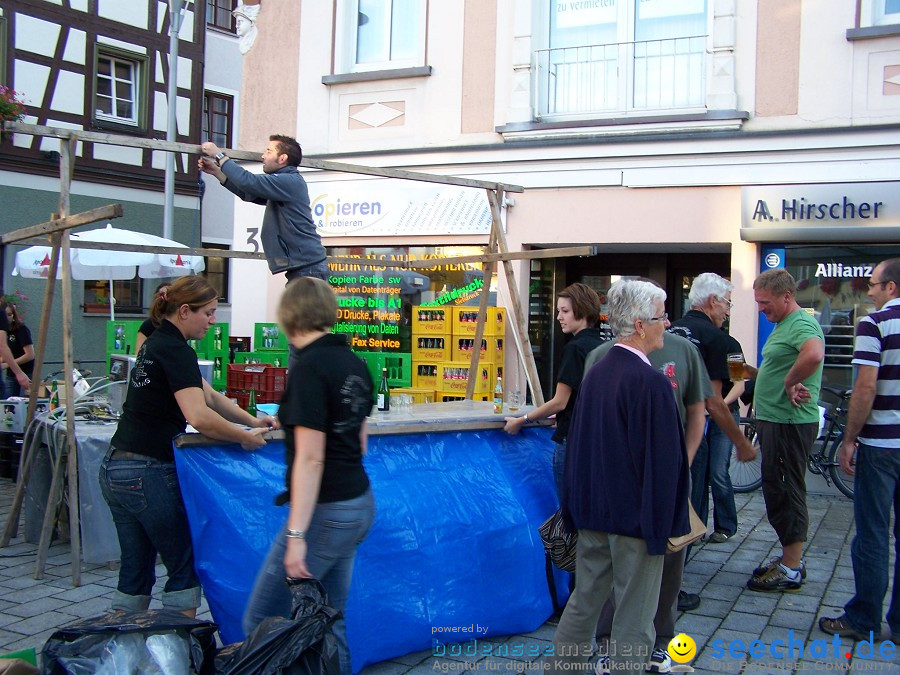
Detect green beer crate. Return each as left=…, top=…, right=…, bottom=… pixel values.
left=235, top=351, right=289, bottom=367
left=356, top=351, right=412, bottom=389
left=254, top=323, right=288, bottom=351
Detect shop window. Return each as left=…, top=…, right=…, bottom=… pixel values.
left=334, top=0, right=425, bottom=74
left=202, top=242, right=230, bottom=303
left=534, top=0, right=708, bottom=119
left=203, top=91, right=233, bottom=148
left=83, top=279, right=144, bottom=315
left=781, top=244, right=900, bottom=390
left=207, top=0, right=236, bottom=33
left=93, top=47, right=148, bottom=130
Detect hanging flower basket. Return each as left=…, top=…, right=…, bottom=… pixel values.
left=0, top=86, right=26, bottom=144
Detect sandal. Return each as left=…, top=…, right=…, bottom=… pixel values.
left=819, top=615, right=870, bottom=641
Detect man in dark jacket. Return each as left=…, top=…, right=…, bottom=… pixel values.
left=200, top=136, right=327, bottom=283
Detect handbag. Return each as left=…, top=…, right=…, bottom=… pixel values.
left=666, top=502, right=706, bottom=553
left=538, top=508, right=577, bottom=572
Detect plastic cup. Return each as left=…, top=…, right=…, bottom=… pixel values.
left=727, top=353, right=745, bottom=382
left=508, top=390, right=521, bottom=413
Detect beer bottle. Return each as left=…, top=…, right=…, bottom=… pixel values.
left=247, top=388, right=258, bottom=419
left=493, top=376, right=503, bottom=414
left=49, top=381, right=59, bottom=411
left=377, top=368, right=390, bottom=412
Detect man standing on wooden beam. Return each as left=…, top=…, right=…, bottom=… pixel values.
left=199, top=137, right=327, bottom=368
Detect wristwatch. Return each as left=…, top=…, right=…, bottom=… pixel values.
left=214, top=151, right=227, bottom=166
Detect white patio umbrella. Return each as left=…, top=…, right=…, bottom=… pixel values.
left=13, top=223, right=205, bottom=318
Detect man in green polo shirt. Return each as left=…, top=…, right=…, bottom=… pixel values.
left=747, top=269, right=824, bottom=592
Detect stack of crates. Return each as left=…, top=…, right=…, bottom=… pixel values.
left=226, top=363, right=288, bottom=410
left=443, top=306, right=505, bottom=402
left=411, top=307, right=449, bottom=399
left=105, top=320, right=143, bottom=372
left=250, top=323, right=290, bottom=368
left=187, top=323, right=230, bottom=392
left=409, top=305, right=506, bottom=402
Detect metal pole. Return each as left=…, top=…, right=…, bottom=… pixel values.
left=163, top=0, right=184, bottom=239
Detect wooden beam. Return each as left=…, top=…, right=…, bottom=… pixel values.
left=490, top=190, right=546, bottom=407
left=8, top=242, right=596, bottom=267
left=465, top=225, right=497, bottom=400
left=4, top=122, right=524, bottom=193
left=0, top=204, right=124, bottom=245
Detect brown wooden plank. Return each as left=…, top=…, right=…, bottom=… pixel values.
left=0, top=204, right=124, bottom=245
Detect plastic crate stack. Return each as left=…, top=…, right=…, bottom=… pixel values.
left=409, top=306, right=505, bottom=403
left=225, top=363, right=288, bottom=410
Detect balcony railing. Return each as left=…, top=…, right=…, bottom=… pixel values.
left=533, top=35, right=708, bottom=119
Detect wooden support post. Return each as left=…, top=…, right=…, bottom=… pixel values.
left=465, top=224, right=497, bottom=400
left=33, top=136, right=82, bottom=584
left=488, top=190, right=546, bottom=407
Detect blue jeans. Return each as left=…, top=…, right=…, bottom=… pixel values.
left=844, top=444, right=900, bottom=635
left=242, top=489, right=375, bottom=675
left=552, top=441, right=566, bottom=499
left=690, top=412, right=739, bottom=536
left=98, top=449, right=200, bottom=611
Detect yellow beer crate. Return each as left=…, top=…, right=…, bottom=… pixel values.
left=451, top=306, right=505, bottom=337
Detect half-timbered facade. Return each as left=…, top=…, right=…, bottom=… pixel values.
left=0, top=0, right=242, bottom=375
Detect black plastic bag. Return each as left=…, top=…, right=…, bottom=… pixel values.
left=41, top=610, right=218, bottom=675
left=215, top=578, right=341, bottom=675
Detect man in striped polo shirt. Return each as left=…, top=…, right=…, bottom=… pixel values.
left=820, top=258, right=900, bottom=642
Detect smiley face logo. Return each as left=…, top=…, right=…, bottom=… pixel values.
left=668, top=633, right=697, bottom=663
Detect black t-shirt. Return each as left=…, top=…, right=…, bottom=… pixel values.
left=277, top=333, right=373, bottom=505
left=139, top=318, right=156, bottom=338
left=6, top=324, right=33, bottom=378
left=553, top=326, right=605, bottom=443
left=111, top=320, right=204, bottom=462
left=669, top=310, right=736, bottom=402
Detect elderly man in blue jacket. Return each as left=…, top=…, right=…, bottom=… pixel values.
left=200, top=136, right=327, bottom=284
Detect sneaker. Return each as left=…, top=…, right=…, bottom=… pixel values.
left=677, top=590, right=701, bottom=611
left=752, top=556, right=807, bottom=580
left=747, top=564, right=802, bottom=592
left=596, top=655, right=610, bottom=674
left=708, top=531, right=732, bottom=543
left=646, top=648, right=672, bottom=673
left=819, top=614, right=869, bottom=641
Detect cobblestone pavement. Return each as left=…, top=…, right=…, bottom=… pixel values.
left=0, top=479, right=889, bottom=673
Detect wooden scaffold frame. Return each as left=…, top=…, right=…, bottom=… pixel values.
left=0, top=121, right=595, bottom=584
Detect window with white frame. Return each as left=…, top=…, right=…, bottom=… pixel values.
left=535, top=0, right=708, bottom=119
left=860, top=0, right=900, bottom=26
left=334, top=0, right=425, bottom=74
left=95, top=49, right=145, bottom=127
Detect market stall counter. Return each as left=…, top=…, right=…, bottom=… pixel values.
left=173, top=400, right=564, bottom=672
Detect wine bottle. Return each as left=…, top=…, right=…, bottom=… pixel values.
left=49, top=380, right=59, bottom=410
left=493, top=376, right=503, bottom=414
left=377, top=368, right=390, bottom=412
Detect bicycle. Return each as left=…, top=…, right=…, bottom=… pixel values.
left=728, top=386, right=855, bottom=499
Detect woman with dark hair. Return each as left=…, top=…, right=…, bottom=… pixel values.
left=504, top=282, right=603, bottom=494
left=1, top=302, right=33, bottom=397
left=242, top=277, right=375, bottom=675
left=99, top=275, right=276, bottom=617
left=134, top=282, right=169, bottom=353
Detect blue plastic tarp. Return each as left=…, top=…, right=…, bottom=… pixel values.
left=174, top=426, right=568, bottom=672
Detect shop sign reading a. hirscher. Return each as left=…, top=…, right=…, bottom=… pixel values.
left=742, top=183, right=897, bottom=227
